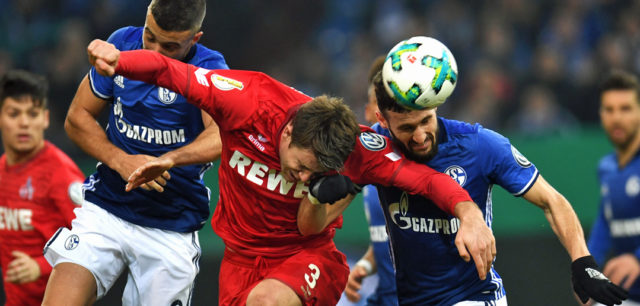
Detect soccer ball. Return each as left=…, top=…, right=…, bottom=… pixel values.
left=382, top=36, right=458, bottom=110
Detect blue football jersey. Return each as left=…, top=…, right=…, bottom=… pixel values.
left=588, top=152, right=640, bottom=301
left=372, top=117, right=539, bottom=305
left=83, top=27, right=228, bottom=232
left=362, top=184, right=398, bottom=306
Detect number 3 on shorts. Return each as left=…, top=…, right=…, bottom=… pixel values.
left=304, top=263, right=321, bottom=289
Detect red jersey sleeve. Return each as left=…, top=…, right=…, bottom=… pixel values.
left=115, top=50, right=309, bottom=131
left=38, top=147, right=84, bottom=276
left=47, top=155, right=84, bottom=224
left=343, top=129, right=472, bottom=215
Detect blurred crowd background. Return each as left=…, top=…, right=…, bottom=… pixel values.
left=1, top=0, right=639, bottom=304
left=1, top=0, right=640, bottom=159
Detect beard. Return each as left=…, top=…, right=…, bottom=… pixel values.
left=388, top=129, right=439, bottom=164
left=608, top=124, right=639, bottom=151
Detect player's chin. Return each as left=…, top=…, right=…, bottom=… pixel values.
left=11, top=141, right=37, bottom=152
left=410, top=144, right=431, bottom=155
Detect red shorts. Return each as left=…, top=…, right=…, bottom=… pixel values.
left=218, top=242, right=349, bottom=306
left=2, top=276, right=48, bottom=306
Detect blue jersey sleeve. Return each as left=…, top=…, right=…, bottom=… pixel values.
left=88, top=27, right=132, bottom=100
left=588, top=204, right=612, bottom=266
left=371, top=122, right=391, bottom=137
left=478, top=128, right=538, bottom=196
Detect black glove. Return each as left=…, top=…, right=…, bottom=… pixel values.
left=571, top=255, right=628, bottom=305
left=308, top=174, right=361, bottom=204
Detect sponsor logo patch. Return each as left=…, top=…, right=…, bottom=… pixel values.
left=359, top=132, right=386, bottom=151
left=211, top=74, right=244, bottom=91
left=511, top=145, right=532, bottom=168
left=114, top=75, right=124, bottom=88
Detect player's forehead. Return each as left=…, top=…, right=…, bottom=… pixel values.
left=289, top=146, right=324, bottom=172
left=1, top=96, right=44, bottom=112
left=144, top=11, right=194, bottom=45
left=388, top=108, right=436, bottom=127
left=601, top=89, right=639, bottom=107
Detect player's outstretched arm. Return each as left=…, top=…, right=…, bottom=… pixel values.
left=344, top=245, right=376, bottom=302
left=523, top=175, right=628, bottom=305
left=454, top=201, right=496, bottom=280
left=297, top=174, right=360, bottom=236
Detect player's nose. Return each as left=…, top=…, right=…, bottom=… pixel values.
left=298, top=171, right=312, bottom=183
left=17, top=113, right=30, bottom=126
left=412, top=129, right=428, bottom=144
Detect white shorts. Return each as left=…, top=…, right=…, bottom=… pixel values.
left=595, top=300, right=640, bottom=306
left=453, top=295, right=508, bottom=306
left=44, top=200, right=201, bottom=306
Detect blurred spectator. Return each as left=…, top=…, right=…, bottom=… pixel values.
left=506, top=84, right=580, bottom=137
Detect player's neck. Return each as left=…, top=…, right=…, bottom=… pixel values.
left=4, top=141, right=46, bottom=166
left=616, top=129, right=640, bottom=168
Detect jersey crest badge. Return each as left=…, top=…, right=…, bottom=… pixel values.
left=64, top=234, right=80, bottom=250
left=19, top=177, right=34, bottom=200
left=626, top=175, right=640, bottom=197
left=359, top=132, right=387, bottom=151
left=211, top=74, right=244, bottom=91
left=510, top=145, right=532, bottom=168
left=444, top=165, right=467, bottom=186
left=158, top=87, right=177, bottom=104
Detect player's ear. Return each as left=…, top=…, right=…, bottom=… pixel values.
left=376, top=111, right=388, bottom=129
left=281, top=121, right=293, bottom=141
left=43, top=109, right=50, bottom=130
left=192, top=31, right=203, bottom=44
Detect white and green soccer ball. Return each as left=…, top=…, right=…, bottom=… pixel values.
left=382, top=36, right=458, bottom=110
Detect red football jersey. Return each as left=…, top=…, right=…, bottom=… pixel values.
left=0, top=142, right=84, bottom=306
left=115, top=51, right=472, bottom=258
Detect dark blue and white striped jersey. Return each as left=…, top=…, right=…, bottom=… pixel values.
left=362, top=184, right=398, bottom=305
left=84, top=26, right=228, bottom=232
left=372, top=117, right=538, bottom=305
left=588, top=152, right=640, bottom=302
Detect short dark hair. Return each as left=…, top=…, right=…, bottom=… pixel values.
left=599, top=70, right=640, bottom=102
left=0, top=70, right=48, bottom=109
left=149, top=0, right=206, bottom=32
left=367, top=55, right=386, bottom=85
left=372, top=70, right=411, bottom=114
left=291, top=95, right=360, bottom=171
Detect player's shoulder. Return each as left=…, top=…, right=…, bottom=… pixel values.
left=440, top=117, right=486, bottom=147
left=598, top=152, right=617, bottom=174
left=370, top=123, right=391, bottom=138
left=107, top=26, right=143, bottom=51
left=355, top=125, right=393, bottom=154
left=40, top=142, right=83, bottom=173
left=440, top=117, right=480, bottom=136
left=190, top=44, right=228, bottom=69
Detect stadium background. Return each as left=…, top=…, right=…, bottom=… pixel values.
left=1, top=0, right=639, bottom=304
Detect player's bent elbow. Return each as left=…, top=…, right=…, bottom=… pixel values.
left=63, top=116, right=77, bottom=138
left=298, top=223, right=323, bottom=236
